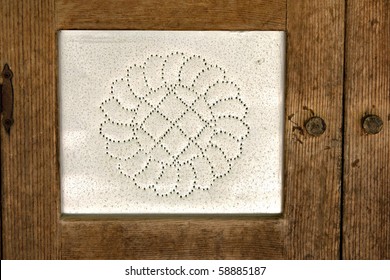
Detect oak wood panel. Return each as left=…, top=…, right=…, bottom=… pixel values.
left=343, top=0, right=390, bottom=259
left=284, top=0, right=344, bottom=259
left=61, top=218, right=284, bottom=259
left=56, top=0, right=286, bottom=30
left=0, top=0, right=59, bottom=259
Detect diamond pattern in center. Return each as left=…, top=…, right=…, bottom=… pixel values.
left=158, top=93, right=187, bottom=122
left=159, top=126, right=189, bottom=158
left=142, top=111, right=170, bottom=140
left=176, top=110, right=206, bottom=139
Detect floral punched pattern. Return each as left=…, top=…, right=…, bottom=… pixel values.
left=99, top=52, right=250, bottom=198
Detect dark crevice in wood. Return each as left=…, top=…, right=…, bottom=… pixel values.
left=1, top=136, right=2, bottom=259
left=340, top=0, right=349, bottom=261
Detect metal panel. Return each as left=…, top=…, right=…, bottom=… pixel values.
left=58, top=31, right=285, bottom=214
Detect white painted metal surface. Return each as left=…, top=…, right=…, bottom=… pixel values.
left=58, top=31, right=285, bottom=214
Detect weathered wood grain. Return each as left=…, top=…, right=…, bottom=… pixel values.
left=56, top=0, right=286, bottom=30
left=61, top=218, right=284, bottom=259
left=284, top=0, right=344, bottom=259
left=343, top=0, right=390, bottom=259
left=0, top=0, right=59, bottom=259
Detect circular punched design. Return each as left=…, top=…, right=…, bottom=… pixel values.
left=99, top=53, right=250, bottom=198
left=305, top=116, right=326, bottom=136
left=362, top=114, right=383, bottom=135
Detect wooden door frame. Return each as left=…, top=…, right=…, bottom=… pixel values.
left=1, top=0, right=345, bottom=259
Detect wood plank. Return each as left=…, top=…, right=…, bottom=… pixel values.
left=56, top=0, right=286, bottom=30
left=61, top=218, right=284, bottom=259
left=0, top=0, right=59, bottom=259
left=284, top=0, right=344, bottom=259
left=343, top=0, right=390, bottom=259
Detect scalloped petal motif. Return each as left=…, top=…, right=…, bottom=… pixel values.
left=100, top=53, right=249, bottom=198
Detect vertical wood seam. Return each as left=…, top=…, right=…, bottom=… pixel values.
left=340, top=0, right=349, bottom=260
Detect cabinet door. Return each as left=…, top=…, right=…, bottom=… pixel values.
left=0, top=0, right=344, bottom=259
